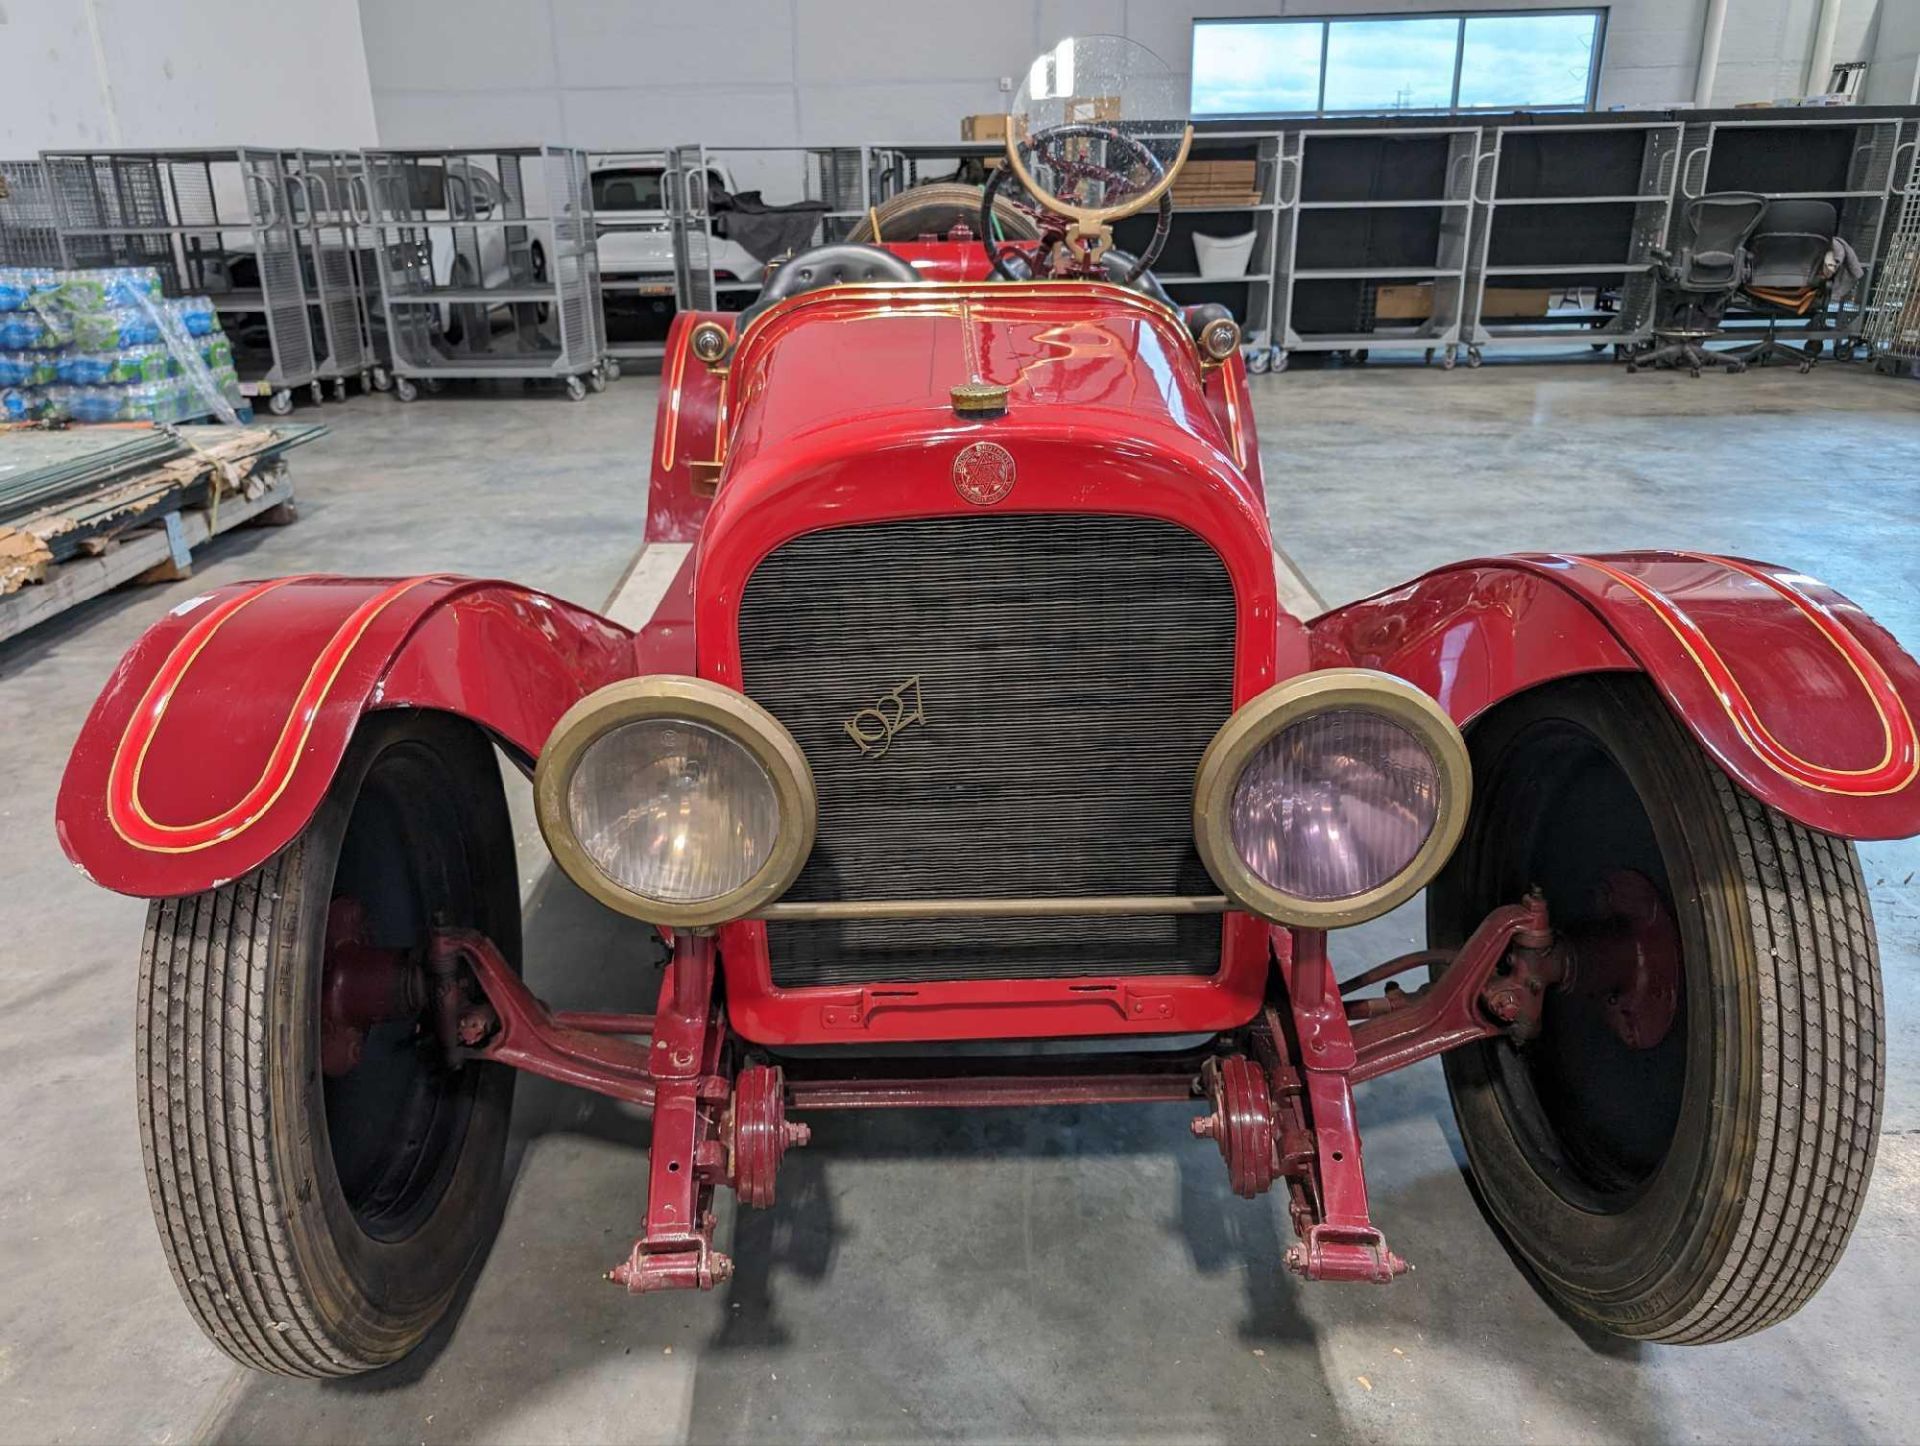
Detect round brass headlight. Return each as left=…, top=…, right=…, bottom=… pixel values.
left=1194, top=669, right=1470, bottom=929
left=535, top=676, right=815, bottom=928
left=689, top=320, right=732, bottom=366
left=1198, top=315, right=1241, bottom=363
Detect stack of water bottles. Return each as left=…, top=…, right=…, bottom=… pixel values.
left=0, top=266, right=248, bottom=425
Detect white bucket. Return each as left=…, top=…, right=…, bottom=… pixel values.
left=1194, top=229, right=1257, bottom=279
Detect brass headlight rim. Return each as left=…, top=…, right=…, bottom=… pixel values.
left=688, top=319, right=732, bottom=368
left=1193, top=668, right=1471, bottom=930
left=534, top=675, right=817, bottom=929
left=1199, top=316, right=1242, bottom=363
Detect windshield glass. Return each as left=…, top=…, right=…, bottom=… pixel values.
left=1011, top=35, right=1188, bottom=217
left=593, top=168, right=664, bottom=212
left=373, top=162, right=447, bottom=214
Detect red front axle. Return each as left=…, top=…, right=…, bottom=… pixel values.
left=318, top=888, right=1658, bottom=1293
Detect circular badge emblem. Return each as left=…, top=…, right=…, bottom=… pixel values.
left=952, top=440, right=1016, bottom=506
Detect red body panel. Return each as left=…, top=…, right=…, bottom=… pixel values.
left=885, top=239, right=1010, bottom=282
left=646, top=310, right=728, bottom=543
left=1312, top=551, right=1920, bottom=839
left=58, top=577, right=632, bottom=896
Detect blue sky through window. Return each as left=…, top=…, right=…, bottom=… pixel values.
left=1458, top=14, right=1598, bottom=108
left=1191, top=10, right=1602, bottom=117
left=1324, top=18, right=1460, bottom=111
left=1191, top=21, right=1323, bottom=117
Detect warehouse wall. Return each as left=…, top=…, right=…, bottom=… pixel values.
left=358, top=0, right=1891, bottom=162
left=1864, top=1, right=1920, bottom=104
left=0, top=0, right=378, bottom=154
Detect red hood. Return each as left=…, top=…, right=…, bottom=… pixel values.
left=687, top=280, right=1283, bottom=702
left=718, top=281, right=1253, bottom=495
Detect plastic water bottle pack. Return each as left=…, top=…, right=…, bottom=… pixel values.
left=0, top=266, right=246, bottom=425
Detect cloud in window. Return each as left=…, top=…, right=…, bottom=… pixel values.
left=1192, top=12, right=1599, bottom=117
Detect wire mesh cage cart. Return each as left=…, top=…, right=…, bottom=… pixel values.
left=285, top=148, right=380, bottom=399
left=357, top=146, right=609, bottom=401
left=41, top=147, right=319, bottom=413
left=0, top=159, right=63, bottom=266
left=1863, top=133, right=1920, bottom=371
left=583, top=149, right=671, bottom=368
left=666, top=145, right=869, bottom=314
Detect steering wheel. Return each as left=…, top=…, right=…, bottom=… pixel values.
left=980, top=123, right=1175, bottom=284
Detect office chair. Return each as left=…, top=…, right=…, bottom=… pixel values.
left=1731, top=199, right=1842, bottom=372
left=1626, top=192, right=1767, bottom=376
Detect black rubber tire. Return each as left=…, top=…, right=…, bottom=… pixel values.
left=444, top=258, right=477, bottom=348
left=872, top=182, right=1040, bottom=243
left=1429, top=675, right=1883, bottom=1343
left=135, top=712, right=520, bottom=1376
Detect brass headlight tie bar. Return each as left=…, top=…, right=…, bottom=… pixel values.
left=754, top=894, right=1230, bottom=922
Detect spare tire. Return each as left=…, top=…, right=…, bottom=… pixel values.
left=870, top=182, right=1039, bottom=243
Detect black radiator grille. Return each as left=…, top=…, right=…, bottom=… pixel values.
left=737, top=513, right=1237, bottom=988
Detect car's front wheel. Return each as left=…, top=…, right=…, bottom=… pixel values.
left=135, top=712, right=520, bottom=1376
left=1429, top=675, right=1884, bottom=1343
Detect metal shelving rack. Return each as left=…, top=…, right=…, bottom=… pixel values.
left=1277, top=126, right=1480, bottom=368
left=358, top=145, right=609, bottom=400
left=41, top=147, right=318, bottom=413
left=667, top=145, right=869, bottom=314
left=1462, top=122, right=1684, bottom=361
left=285, top=148, right=379, bottom=399
left=0, top=159, right=63, bottom=265
left=1675, top=114, right=1905, bottom=349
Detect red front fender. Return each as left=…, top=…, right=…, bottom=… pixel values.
left=57, top=575, right=633, bottom=897
left=1311, top=550, right=1920, bottom=841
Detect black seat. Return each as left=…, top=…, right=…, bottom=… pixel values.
left=1628, top=192, right=1767, bottom=377
left=1733, top=199, right=1841, bottom=372
left=1098, top=249, right=1175, bottom=308
left=733, top=244, right=923, bottom=329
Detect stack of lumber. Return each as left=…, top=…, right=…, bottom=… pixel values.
left=0, top=422, right=324, bottom=597
left=1171, top=159, right=1262, bottom=209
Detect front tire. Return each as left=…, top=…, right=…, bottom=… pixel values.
left=1430, top=675, right=1883, bottom=1343
left=136, top=712, right=520, bottom=1376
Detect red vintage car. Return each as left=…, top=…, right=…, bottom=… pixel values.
left=58, top=38, right=1915, bottom=1377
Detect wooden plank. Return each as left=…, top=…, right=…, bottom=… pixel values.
left=0, top=475, right=293, bottom=642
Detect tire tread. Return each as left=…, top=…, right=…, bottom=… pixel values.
left=1654, top=773, right=1884, bottom=1343
left=136, top=852, right=360, bottom=1377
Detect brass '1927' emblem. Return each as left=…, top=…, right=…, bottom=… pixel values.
left=844, top=677, right=925, bottom=759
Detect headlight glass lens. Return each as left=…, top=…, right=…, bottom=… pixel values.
left=566, top=718, right=781, bottom=904
left=1228, top=707, right=1441, bottom=902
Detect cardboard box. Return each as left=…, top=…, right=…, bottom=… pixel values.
left=1064, top=95, right=1122, bottom=124
left=1182, top=160, right=1258, bottom=185
left=1372, top=284, right=1554, bottom=321
left=1481, top=287, right=1553, bottom=318
left=962, top=113, right=1011, bottom=142
left=1373, top=284, right=1434, bottom=320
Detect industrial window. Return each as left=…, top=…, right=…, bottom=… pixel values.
left=1191, top=9, right=1606, bottom=118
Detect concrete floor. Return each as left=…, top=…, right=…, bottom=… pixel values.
left=2, top=361, right=1917, bottom=1445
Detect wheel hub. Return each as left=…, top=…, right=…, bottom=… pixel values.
left=727, top=1064, right=809, bottom=1210
left=1561, top=869, right=1682, bottom=1051
left=320, top=897, right=426, bottom=1076
left=1191, top=1055, right=1281, bottom=1199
